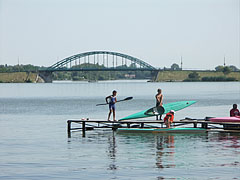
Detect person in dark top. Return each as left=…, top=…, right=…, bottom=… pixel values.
left=230, top=104, right=240, bottom=117
left=155, top=88, right=163, bottom=120
left=106, top=90, right=117, bottom=121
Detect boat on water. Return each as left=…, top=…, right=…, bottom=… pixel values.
left=117, top=127, right=207, bottom=133
left=88, top=80, right=98, bottom=83
left=210, top=116, right=240, bottom=123
left=119, top=101, right=196, bottom=120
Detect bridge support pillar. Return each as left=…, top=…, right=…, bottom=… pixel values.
left=151, top=71, right=159, bottom=81
left=38, top=71, right=53, bottom=83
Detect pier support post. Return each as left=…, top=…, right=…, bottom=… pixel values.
left=67, top=121, right=71, bottom=137
left=141, top=123, right=144, bottom=128
left=193, top=122, right=197, bottom=128
left=82, top=122, right=86, bottom=137
left=67, top=120, right=71, bottom=134
left=202, top=123, right=208, bottom=129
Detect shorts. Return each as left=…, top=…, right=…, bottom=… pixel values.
left=109, top=103, right=115, bottom=110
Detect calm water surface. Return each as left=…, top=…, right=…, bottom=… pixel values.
left=0, top=81, right=240, bottom=179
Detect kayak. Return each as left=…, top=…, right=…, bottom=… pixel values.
left=210, top=116, right=240, bottom=123
left=119, top=101, right=196, bottom=120
left=117, top=127, right=206, bottom=133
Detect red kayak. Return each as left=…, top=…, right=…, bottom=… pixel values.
left=210, top=116, right=240, bottom=123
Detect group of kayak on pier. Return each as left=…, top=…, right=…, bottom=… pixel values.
left=105, top=89, right=240, bottom=127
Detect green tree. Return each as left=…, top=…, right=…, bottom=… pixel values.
left=171, top=63, right=180, bottom=70
left=222, top=66, right=231, bottom=75
left=215, top=66, right=224, bottom=72
left=188, top=72, right=200, bottom=79
left=229, top=65, right=239, bottom=72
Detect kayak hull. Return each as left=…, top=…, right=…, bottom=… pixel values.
left=120, top=101, right=196, bottom=120
left=210, top=116, right=240, bottom=123
left=117, top=127, right=206, bottom=133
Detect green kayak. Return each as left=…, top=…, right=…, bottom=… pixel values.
left=117, top=127, right=206, bottom=133
left=119, top=101, right=196, bottom=120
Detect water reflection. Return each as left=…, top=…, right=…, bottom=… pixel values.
left=107, top=131, right=118, bottom=170
left=216, top=133, right=240, bottom=149
left=155, top=135, right=176, bottom=169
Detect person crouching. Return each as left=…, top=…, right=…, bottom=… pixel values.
left=164, top=110, right=175, bottom=128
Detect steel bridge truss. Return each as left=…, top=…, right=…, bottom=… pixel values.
left=47, top=51, right=156, bottom=71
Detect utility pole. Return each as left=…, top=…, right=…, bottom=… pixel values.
left=180, top=56, right=183, bottom=70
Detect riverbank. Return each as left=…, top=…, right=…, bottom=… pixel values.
left=0, top=71, right=239, bottom=83
left=155, top=70, right=240, bottom=82
left=0, top=72, right=38, bottom=83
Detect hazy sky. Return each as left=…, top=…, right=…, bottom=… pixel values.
left=0, top=0, right=239, bottom=70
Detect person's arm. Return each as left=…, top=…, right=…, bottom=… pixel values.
left=156, top=94, right=160, bottom=102
left=166, top=115, right=171, bottom=121
left=105, top=95, right=111, bottom=103
left=159, top=95, right=163, bottom=106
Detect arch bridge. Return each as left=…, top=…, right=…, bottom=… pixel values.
left=39, top=51, right=158, bottom=82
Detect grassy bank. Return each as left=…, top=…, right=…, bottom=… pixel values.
left=155, top=71, right=240, bottom=82
left=0, top=72, right=37, bottom=83
left=1, top=71, right=239, bottom=83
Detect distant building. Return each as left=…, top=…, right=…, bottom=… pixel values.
left=124, top=74, right=136, bottom=78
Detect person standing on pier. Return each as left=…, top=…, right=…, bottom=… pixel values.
left=230, top=104, right=240, bottom=117
left=155, top=88, right=163, bottom=120
left=106, top=90, right=117, bottom=121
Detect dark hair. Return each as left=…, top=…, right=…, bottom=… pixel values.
left=113, top=90, right=117, bottom=94
left=233, top=104, right=237, bottom=108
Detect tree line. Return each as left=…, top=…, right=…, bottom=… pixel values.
left=0, top=63, right=239, bottom=81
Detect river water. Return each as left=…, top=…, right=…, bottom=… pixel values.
left=0, top=81, right=240, bottom=179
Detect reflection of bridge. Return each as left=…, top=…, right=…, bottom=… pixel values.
left=39, top=51, right=158, bottom=82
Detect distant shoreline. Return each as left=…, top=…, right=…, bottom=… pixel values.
left=0, top=71, right=239, bottom=83
left=155, top=70, right=240, bottom=82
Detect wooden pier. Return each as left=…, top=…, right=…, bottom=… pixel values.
left=67, top=118, right=240, bottom=137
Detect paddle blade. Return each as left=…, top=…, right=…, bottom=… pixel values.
left=124, top=97, right=133, bottom=101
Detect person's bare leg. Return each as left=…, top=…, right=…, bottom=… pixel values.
left=108, top=110, right=112, bottom=121
left=113, top=109, right=116, bottom=121
left=167, top=121, right=171, bottom=128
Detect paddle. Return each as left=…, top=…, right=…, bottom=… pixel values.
left=96, top=96, right=133, bottom=106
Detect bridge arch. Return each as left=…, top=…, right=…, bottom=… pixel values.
left=48, top=51, right=156, bottom=70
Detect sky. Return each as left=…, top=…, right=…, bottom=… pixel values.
left=0, top=0, right=239, bottom=70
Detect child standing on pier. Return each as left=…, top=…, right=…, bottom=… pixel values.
left=106, top=90, right=117, bottom=121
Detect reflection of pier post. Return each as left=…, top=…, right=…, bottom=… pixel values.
left=107, top=131, right=117, bottom=170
